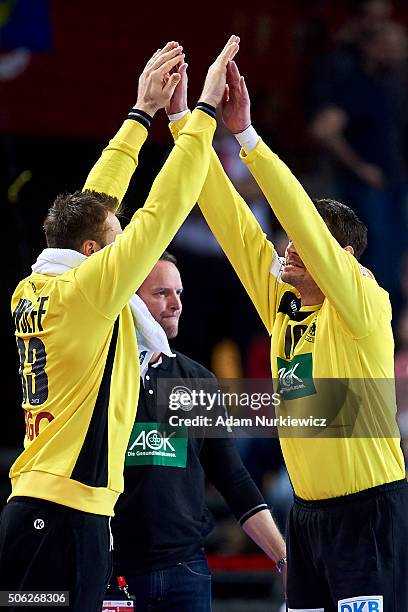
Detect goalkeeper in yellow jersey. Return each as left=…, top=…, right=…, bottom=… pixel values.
left=166, top=57, right=408, bottom=610
left=0, top=37, right=240, bottom=612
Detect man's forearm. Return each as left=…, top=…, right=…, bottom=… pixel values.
left=242, top=508, right=286, bottom=563
left=74, top=108, right=216, bottom=319
left=83, top=117, right=149, bottom=209
left=169, top=114, right=275, bottom=333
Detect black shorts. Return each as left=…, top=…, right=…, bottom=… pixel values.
left=0, top=496, right=112, bottom=612
left=286, top=479, right=408, bottom=612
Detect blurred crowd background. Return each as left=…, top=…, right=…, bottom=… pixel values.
left=1, top=0, right=408, bottom=609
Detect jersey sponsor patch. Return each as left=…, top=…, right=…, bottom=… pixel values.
left=125, top=422, right=188, bottom=468
left=277, top=353, right=316, bottom=400
left=338, top=596, right=383, bottom=611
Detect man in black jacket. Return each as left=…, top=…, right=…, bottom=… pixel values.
left=109, top=252, right=286, bottom=612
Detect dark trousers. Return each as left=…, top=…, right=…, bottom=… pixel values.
left=286, top=479, right=408, bottom=612
left=110, top=551, right=211, bottom=612
left=0, top=497, right=112, bottom=612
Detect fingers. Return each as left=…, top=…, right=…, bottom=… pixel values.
left=218, top=41, right=239, bottom=65
left=157, top=52, right=185, bottom=76
left=220, top=34, right=240, bottom=55
left=147, top=49, right=161, bottom=66
left=145, top=42, right=178, bottom=69
left=226, top=42, right=240, bottom=63
left=151, top=45, right=183, bottom=71
left=227, top=62, right=249, bottom=101
left=240, top=75, right=250, bottom=100
left=217, top=35, right=240, bottom=66
left=162, top=41, right=179, bottom=52
left=163, top=72, right=182, bottom=98
left=227, top=60, right=241, bottom=84
left=168, top=58, right=184, bottom=76
left=222, top=84, right=230, bottom=104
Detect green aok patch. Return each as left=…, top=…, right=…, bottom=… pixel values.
left=277, top=353, right=316, bottom=400
left=125, top=422, right=188, bottom=467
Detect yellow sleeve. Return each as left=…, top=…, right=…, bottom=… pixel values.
left=82, top=119, right=148, bottom=209
left=241, top=139, right=389, bottom=338
left=73, top=109, right=216, bottom=320
left=169, top=115, right=287, bottom=334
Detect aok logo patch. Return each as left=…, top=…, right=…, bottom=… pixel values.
left=125, top=422, right=187, bottom=468
left=277, top=353, right=316, bottom=400
left=338, top=596, right=383, bottom=612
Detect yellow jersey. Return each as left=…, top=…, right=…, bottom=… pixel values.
left=10, top=109, right=215, bottom=515
left=170, top=114, right=405, bottom=500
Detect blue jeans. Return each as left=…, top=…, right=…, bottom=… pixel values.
left=113, top=552, right=212, bottom=612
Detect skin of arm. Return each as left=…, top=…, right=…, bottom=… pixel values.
left=200, top=432, right=286, bottom=582
left=242, top=508, right=286, bottom=563
left=244, top=509, right=288, bottom=589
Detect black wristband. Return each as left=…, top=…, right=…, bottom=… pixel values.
left=195, top=101, right=216, bottom=119
left=127, top=108, right=152, bottom=129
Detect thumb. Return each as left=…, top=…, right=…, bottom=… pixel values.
left=178, top=62, right=188, bottom=75
left=163, top=72, right=181, bottom=96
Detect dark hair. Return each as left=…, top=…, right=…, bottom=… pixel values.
left=160, top=251, right=178, bottom=266
left=313, top=198, right=368, bottom=260
left=43, top=190, right=120, bottom=251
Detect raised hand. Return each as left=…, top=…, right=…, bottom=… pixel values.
left=135, top=42, right=185, bottom=116
left=165, top=61, right=188, bottom=116
left=222, top=60, right=251, bottom=133
left=199, top=35, right=240, bottom=108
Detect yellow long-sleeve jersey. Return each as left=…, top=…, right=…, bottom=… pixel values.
left=170, top=115, right=405, bottom=501
left=10, top=110, right=215, bottom=516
